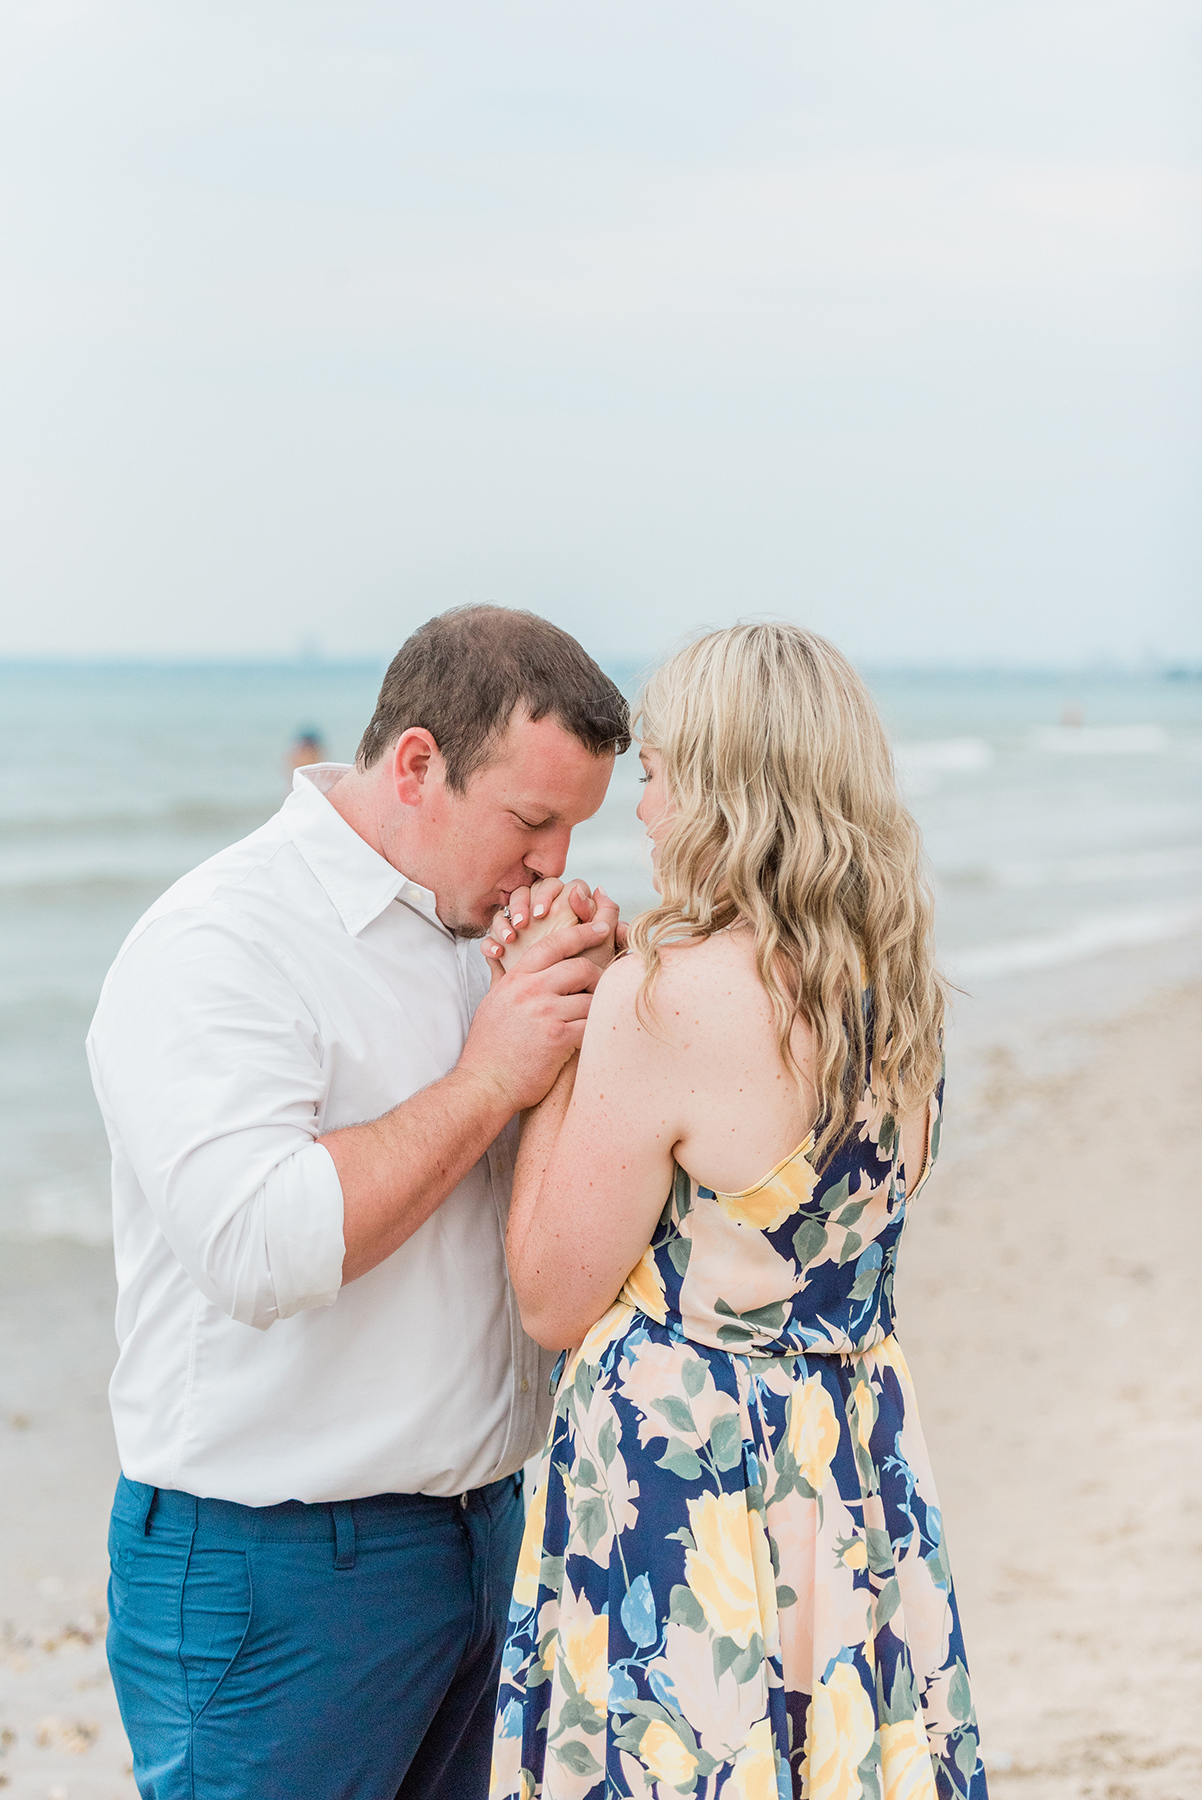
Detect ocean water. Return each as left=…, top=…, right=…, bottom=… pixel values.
left=1, top=660, right=1199, bottom=1243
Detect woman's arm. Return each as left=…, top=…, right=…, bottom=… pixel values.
left=506, top=1053, right=578, bottom=1275
left=506, top=954, right=681, bottom=1349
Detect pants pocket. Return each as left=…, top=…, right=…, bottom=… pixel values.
left=179, top=1545, right=253, bottom=1721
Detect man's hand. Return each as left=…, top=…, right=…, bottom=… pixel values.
left=324, top=910, right=613, bottom=1284
left=461, top=913, right=613, bottom=1112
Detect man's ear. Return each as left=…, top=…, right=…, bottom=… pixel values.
left=391, top=729, right=440, bottom=808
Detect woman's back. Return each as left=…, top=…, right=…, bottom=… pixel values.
left=619, top=943, right=941, bottom=1359
left=622, top=929, right=932, bottom=1215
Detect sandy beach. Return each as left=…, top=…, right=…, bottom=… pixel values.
left=1, top=946, right=1199, bottom=1799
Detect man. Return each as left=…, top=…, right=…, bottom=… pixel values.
left=87, top=606, right=629, bottom=1800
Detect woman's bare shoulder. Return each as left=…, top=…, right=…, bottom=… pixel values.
left=593, top=932, right=771, bottom=1043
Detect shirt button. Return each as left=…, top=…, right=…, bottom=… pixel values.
left=519, top=1376, right=530, bottom=1394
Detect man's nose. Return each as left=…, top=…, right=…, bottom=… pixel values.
left=526, top=831, right=570, bottom=881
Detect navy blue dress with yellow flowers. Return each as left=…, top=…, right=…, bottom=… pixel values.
left=490, top=1043, right=987, bottom=1800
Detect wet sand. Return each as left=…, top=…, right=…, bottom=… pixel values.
left=1, top=953, right=1199, bottom=1798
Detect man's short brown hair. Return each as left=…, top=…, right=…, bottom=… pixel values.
left=356, top=606, right=630, bottom=789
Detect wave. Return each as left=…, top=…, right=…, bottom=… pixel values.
left=0, top=801, right=272, bottom=840
left=0, top=874, right=175, bottom=905
left=0, top=1174, right=113, bottom=1247
left=893, top=737, right=993, bottom=776
left=943, top=904, right=1202, bottom=983
left=939, top=845, right=1202, bottom=891
left=1027, top=725, right=1169, bottom=756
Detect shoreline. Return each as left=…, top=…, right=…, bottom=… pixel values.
left=2, top=944, right=1199, bottom=1797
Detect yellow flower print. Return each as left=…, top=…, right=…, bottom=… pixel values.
left=559, top=1602, right=609, bottom=1711
left=728, top=1718, right=778, bottom=1800
left=851, top=1379, right=877, bottom=1452
left=841, top=1537, right=868, bottom=1571
left=639, top=1719, right=698, bottom=1789
left=804, top=1660, right=876, bottom=1800
left=511, top=1476, right=548, bottom=1610
left=787, top=1372, right=840, bottom=1494
left=865, top=1333, right=913, bottom=1390
left=716, top=1150, right=817, bottom=1234
left=747, top=1505, right=778, bottom=1646
left=880, top=1714, right=937, bottom=1800
left=621, top=1250, right=669, bottom=1325
left=684, top=1492, right=766, bottom=1648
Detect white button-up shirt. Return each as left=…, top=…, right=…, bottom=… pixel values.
left=86, top=765, right=556, bottom=1506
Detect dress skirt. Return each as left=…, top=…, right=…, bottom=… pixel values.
left=490, top=1301, right=987, bottom=1800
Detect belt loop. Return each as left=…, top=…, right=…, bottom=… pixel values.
left=137, top=1484, right=158, bottom=1536
left=332, top=1502, right=356, bottom=1571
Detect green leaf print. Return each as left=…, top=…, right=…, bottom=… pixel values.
left=865, top=1529, right=894, bottom=1576
left=833, top=1196, right=871, bottom=1229
left=673, top=1163, right=693, bottom=1220
left=708, top=1412, right=743, bottom=1472
left=572, top=1359, right=596, bottom=1411
left=669, top=1584, right=707, bottom=1631
left=856, top=1744, right=882, bottom=1800
left=712, top=1635, right=741, bottom=1680
left=791, top=1217, right=827, bottom=1267
left=668, top=1236, right=692, bottom=1278
left=657, top=1439, right=704, bottom=1482
left=716, top=1322, right=757, bottom=1346
left=736, top=1299, right=788, bottom=1331
left=681, top=1358, right=708, bottom=1398
left=539, top=1553, right=565, bottom=1592
left=557, top=1693, right=602, bottom=1733
left=652, top=1395, right=696, bottom=1435
left=731, top=1635, right=764, bottom=1685
left=954, top=1728, right=980, bottom=1777
left=838, top=1231, right=863, bottom=1265
left=874, top=1576, right=901, bottom=1629
left=576, top=1457, right=598, bottom=1488
left=576, top=1496, right=608, bottom=1553
left=883, top=1656, right=919, bottom=1725
left=925, top=1533, right=952, bottom=1592
left=554, top=1739, right=602, bottom=1777
left=613, top=1716, right=647, bottom=1758
left=948, top=1660, right=973, bottom=1723
left=597, top=1416, right=618, bottom=1468
left=849, top=1260, right=882, bottom=1300
left=819, top=1173, right=852, bottom=1213
left=877, top=1112, right=897, bottom=1157
left=775, top=1585, right=797, bottom=1609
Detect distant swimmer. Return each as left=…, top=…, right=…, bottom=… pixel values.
left=287, top=727, right=327, bottom=772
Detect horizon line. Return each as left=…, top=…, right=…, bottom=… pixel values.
left=1, top=653, right=1199, bottom=679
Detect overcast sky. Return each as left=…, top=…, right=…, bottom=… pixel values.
left=1, top=0, right=1198, bottom=666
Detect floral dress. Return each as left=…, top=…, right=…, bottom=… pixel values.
left=490, top=1048, right=987, bottom=1800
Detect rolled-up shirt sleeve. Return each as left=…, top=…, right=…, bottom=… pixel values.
left=87, top=908, right=346, bottom=1329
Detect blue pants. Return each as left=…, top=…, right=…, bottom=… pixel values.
left=106, top=1471, right=524, bottom=1800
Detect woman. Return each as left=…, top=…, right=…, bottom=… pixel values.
left=486, top=625, right=987, bottom=1800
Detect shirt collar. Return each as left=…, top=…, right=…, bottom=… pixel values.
left=281, top=764, right=443, bottom=938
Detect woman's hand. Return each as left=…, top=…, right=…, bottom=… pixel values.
left=484, top=879, right=623, bottom=978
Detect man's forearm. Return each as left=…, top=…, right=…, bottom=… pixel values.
left=322, top=1065, right=515, bottom=1284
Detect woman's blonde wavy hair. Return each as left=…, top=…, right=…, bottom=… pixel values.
left=627, top=623, right=945, bottom=1167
